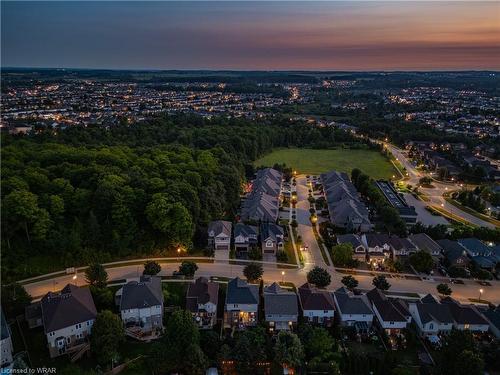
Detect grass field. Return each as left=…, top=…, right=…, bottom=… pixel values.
left=254, top=148, right=396, bottom=179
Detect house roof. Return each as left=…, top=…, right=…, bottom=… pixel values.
left=408, top=233, right=442, bottom=254
left=482, top=308, right=500, bottom=332
left=226, top=277, right=259, bottom=305
left=421, top=294, right=439, bottom=304
left=186, top=277, right=219, bottom=313
left=260, top=222, right=284, bottom=242
left=389, top=236, right=417, bottom=252
left=297, top=283, right=335, bottom=311
left=41, top=284, right=97, bottom=334
left=234, top=223, right=258, bottom=239
left=458, top=238, right=491, bottom=257
left=364, top=233, right=390, bottom=248
left=208, top=220, right=232, bottom=237
left=437, top=239, right=468, bottom=263
left=120, top=275, right=163, bottom=310
left=415, top=303, right=454, bottom=325
left=366, top=288, right=407, bottom=323
left=241, top=168, right=282, bottom=222
left=441, top=297, right=489, bottom=325
left=472, top=256, right=495, bottom=268
left=334, top=288, right=373, bottom=316
left=264, top=283, right=298, bottom=316
left=337, top=234, right=363, bottom=249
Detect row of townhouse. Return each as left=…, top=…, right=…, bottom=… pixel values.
left=374, top=180, right=417, bottom=225
left=240, top=168, right=283, bottom=223
left=320, top=170, right=372, bottom=232
left=208, top=220, right=285, bottom=256
left=336, top=232, right=442, bottom=265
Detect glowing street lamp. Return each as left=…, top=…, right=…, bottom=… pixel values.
left=479, top=288, right=484, bottom=301
left=281, top=271, right=285, bottom=283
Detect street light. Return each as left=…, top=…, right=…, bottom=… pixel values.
left=479, top=288, right=483, bottom=301
left=281, top=271, right=285, bottom=283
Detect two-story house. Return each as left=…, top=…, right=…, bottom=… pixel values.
left=388, top=236, right=417, bottom=259
left=224, top=278, right=259, bottom=329
left=117, top=276, right=164, bottom=336
left=366, top=288, right=411, bottom=335
left=260, top=222, right=284, bottom=255
left=186, top=277, right=219, bottom=329
left=208, top=220, right=232, bottom=251
left=264, top=283, right=298, bottom=332
left=297, top=283, right=335, bottom=326
left=40, top=284, right=97, bottom=358
left=333, top=287, right=374, bottom=332
left=233, top=223, right=258, bottom=254
left=362, top=233, right=391, bottom=265
left=441, top=297, right=489, bottom=332
left=408, top=295, right=454, bottom=337
left=336, top=234, right=366, bottom=262
left=437, top=239, right=470, bottom=268
left=408, top=233, right=443, bottom=261
left=1, top=309, right=13, bottom=368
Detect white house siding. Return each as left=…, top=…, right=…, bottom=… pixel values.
left=46, top=319, right=94, bottom=358
left=214, top=234, right=231, bottom=250
left=1, top=337, right=13, bottom=366
left=339, top=313, right=374, bottom=327
left=121, top=305, right=162, bottom=325
left=226, top=303, right=258, bottom=313
left=453, top=323, right=489, bottom=332
left=303, top=309, right=334, bottom=324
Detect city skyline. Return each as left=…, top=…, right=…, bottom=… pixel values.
left=2, top=1, right=499, bottom=71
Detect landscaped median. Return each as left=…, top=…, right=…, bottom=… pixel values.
left=445, top=197, right=500, bottom=227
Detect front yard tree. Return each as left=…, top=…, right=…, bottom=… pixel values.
left=331, top=243, right=354, bottom=267
left=437, top=283, right=452, bottom=296
left=143, top=260, right=162, bottom=276
left=410, top=250, right=434, bottom=274
left=341, top=275, right=359, bottom=291
left=307, top=267, right=331, bottom=288
left=90, top=310, right=125, bottom=367
left=372, top=275, right=391, bottom=291
left=85, top=263, right=108, bottom=288
left=179, top=261, right=198, bottom=277
left=274, top=331, right=305, bottom=369
left=243, top=263, right=263, bottom=283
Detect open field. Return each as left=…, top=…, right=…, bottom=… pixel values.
left=254, top=148, right=397, bottom=179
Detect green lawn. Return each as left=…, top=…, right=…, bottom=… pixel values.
left=254, top=148, right=396, bottom=179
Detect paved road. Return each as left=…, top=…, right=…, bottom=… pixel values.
left=404, top=193, right=449, bottom=226
left=23, top=258, right=500, bottom=305
left=387, top=143, right=497, bottom=229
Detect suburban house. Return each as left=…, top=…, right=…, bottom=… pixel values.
left=260, top=222, right=284, bottom=255
left=408, top=233, right=443, bottom=260
left=224, top=277, right=259, bottom=329
left=362, top=233, right=391, bottom=265
left=333, top=287, right=374, bottom=332
left=263, top=283, right=298, bottom=331
left=320, top=170, right=372, bottom=232
left=337, top=234, right=366, bottom=262
left=186, top=277, right=219, bottom=329
left=208, top=220, right=232, bottom=251
left=388, top=236, right=418, bottom=258
left=233, top=223, right=258, bottom=254
left=297, top=283, right=335, bottom=325
left=240, top=168, right=282, bottom=223
left=440, top=297, right=489, bottom=332
left=116, top=275, right=164, bottom=336
left=1, top=309, right=13, bottom=368
left=437, top=239, right=470, bottom=268
left=457, top=238, right=492, bottom=258
left=366, top=288, right=411, bottom=335
left=40, top=284, right=97, bottom=358
left=408, top=295, right=454, bottom=337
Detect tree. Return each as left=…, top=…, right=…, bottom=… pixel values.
left=1, top=283, right=32, bottom=318
left=243, top=263, right=263, bottom=282
left=439, top=330, right=483, bottom=375
left=437, top=283, right=452, bottom=296
left=419, top=176, right=433, bottom=186
left=307, top=267, right=331, bottom=288
left=409, top=250, right=434, bottom=274
left=85, top=263, right=108, bottom=288
left=299, top=325, right=337, bottom=363
left=149, top=309, right=206, bottom=375
left=90, top=285, right=114, bottom=311
left=330, top=243, right=353, bottom=267
left=454, top=350, right=484, bottom=375
left=143, top=260, right=161, bottom=276
left=274, top=331, right=304, bottom=369
left=372, top=275, right=391, bottom=291
left=341, top=275, right=359, bottom=291
left=178, top=261, right=198, bottom=277
left=90, top=310, right=125, bottom=367
left=232, top=327, right=268, bottom=374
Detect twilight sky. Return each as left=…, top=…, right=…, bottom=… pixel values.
left=2, top=1, right=499, bottom=71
